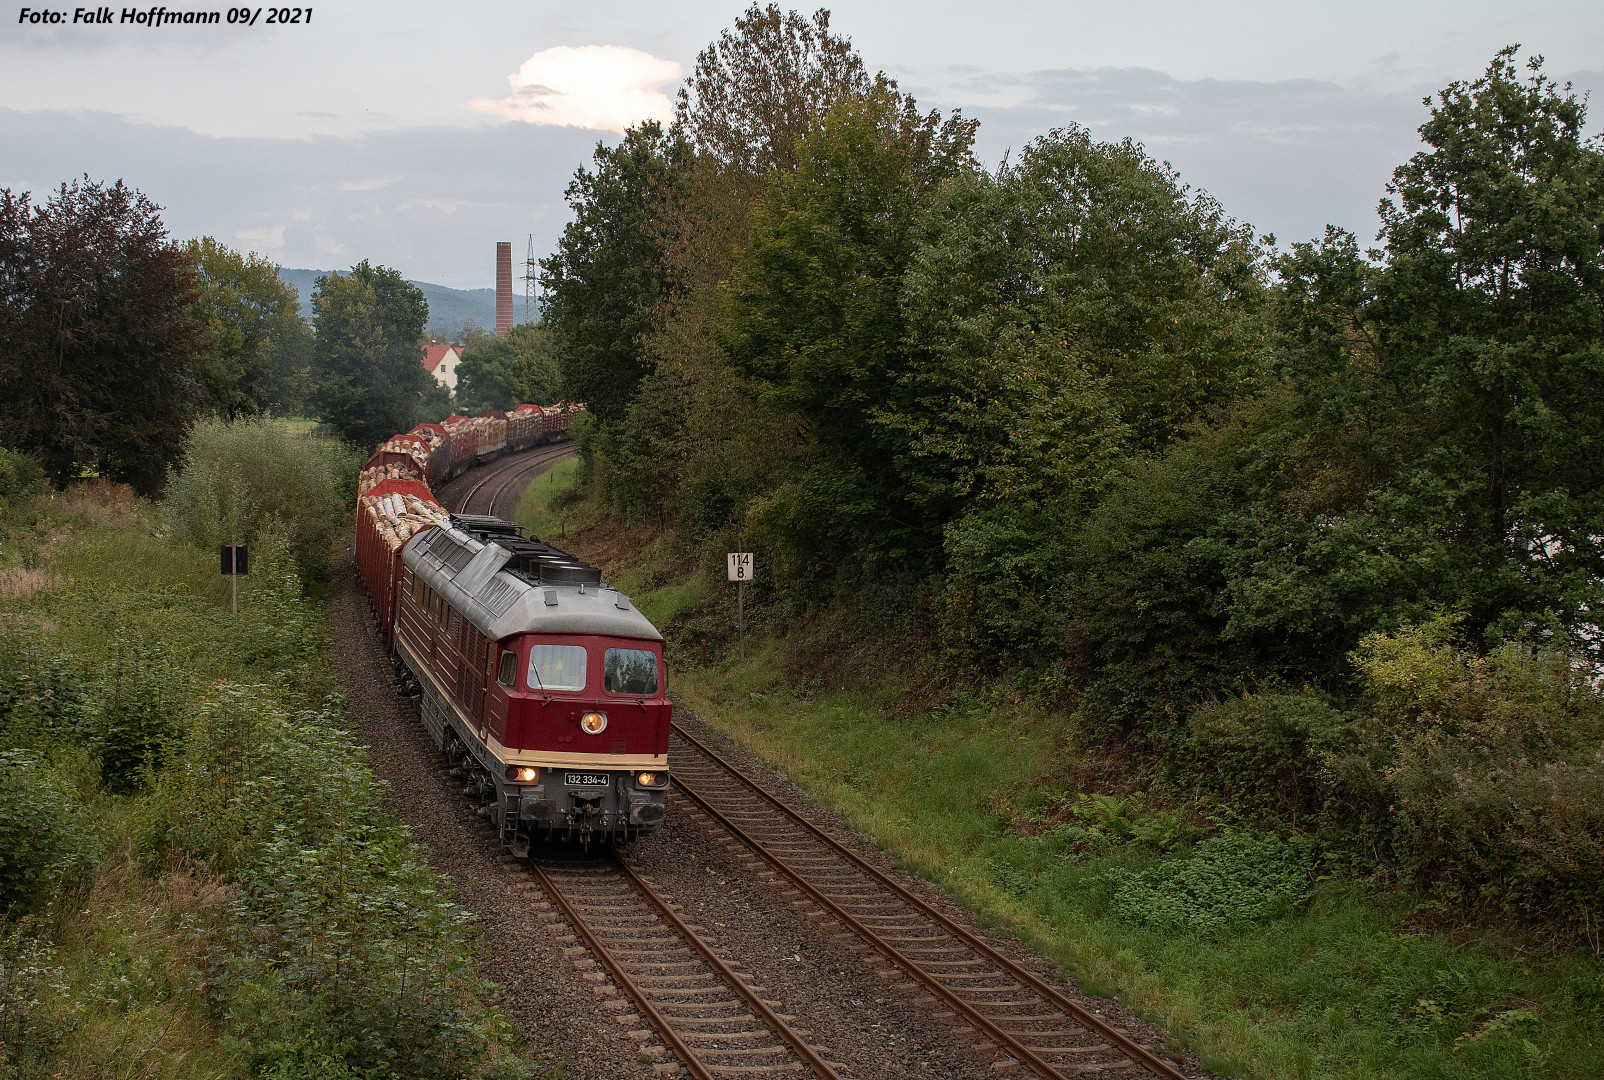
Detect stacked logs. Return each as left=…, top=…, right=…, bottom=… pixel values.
left=361, top=491, right=448, bottom=552
left=359, top=461, right=423, bottom=494
left=380, top=435, right=431, bottom=461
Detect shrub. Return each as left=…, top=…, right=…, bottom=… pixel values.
left=938, top=504, right=1067, bottom=678
left=0, top=922, right=73, bottom=1075
left=1110, top=830, right=1311, bottom=936
left=91, top=637, right=185, bottom=794
left=1181, top=689, right=1365, bottom=823
left=0, top=645, right=92, bottom=752
left=0, top=752, right=88, bottom=912
left=146, top=683, right=520, bottom=1078
left=1355, top=621, right=1604, bottom=924
left=0, top=448, right=45, bottom=511
left=163, top=416, right=359, bottom=583
left=218, top=824, right=511, bottom=1079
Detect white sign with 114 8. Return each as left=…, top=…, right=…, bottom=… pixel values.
left=726, top=552, right=754, bottom=581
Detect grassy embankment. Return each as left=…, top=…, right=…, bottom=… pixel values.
left=0, top=484, right=524, bottom=1079
left=517, top=463, right=1604, bottom=1080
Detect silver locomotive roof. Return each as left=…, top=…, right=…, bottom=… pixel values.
left=402, top=523, right=663, bottom=643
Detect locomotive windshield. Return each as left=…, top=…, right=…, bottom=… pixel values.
left=604, top=648, right=659, bottom=695
left=527, top=643, right=586, bottom=691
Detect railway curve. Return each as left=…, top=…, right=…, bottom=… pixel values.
left=666, top=725, right=1196, bottom=1080
left=345, top=438, right=1204, bottom=1079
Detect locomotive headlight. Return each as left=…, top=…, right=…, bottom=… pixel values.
left=505, top=765, right=540, bottom=783
left=636, top=771, right=669, bottom=788
left=579, top=711, right=608, bottom=735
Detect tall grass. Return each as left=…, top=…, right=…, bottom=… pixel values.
left=0, top=486, right=527, bottom=1079
left=675, top=658, right=1604, bottom=1078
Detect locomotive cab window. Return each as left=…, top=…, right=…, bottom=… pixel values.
left=604, top=648, right=659, bottom=695
left=527, top=643, right=586, bottom=691
left=498, top=649, right=517, bottom=686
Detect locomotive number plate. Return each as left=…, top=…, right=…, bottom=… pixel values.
left=565, top=772, right=609, bottom=787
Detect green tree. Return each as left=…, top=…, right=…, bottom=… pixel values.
left=723, top=84, right=978, bottom=580
left=0, top=177, right=202, bottom=493
left=902, top=125, right=1267, bottom=471
left=184, top=237, right=312, bottom=418
left=565, top=4, right=878, bottom=537
left=452, top=323, right=560, bottom=412
left=540, top=122, right=689, bottom=424
left=1233, top=49, right=1604, bottom=672
left=308, top=261, right=441, bottom=448
left=894, top=125, right=1266, bottom=665
left=1374, top=47, right=1604, bottom=646
left=675, top=3, right=870, bottom=177
left=1068, top=48, right=1604, bottom=738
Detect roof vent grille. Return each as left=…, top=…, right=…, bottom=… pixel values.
left=480, top=577, right=521, bottom=617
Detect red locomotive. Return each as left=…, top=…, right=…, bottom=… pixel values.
left=355, top=404, right=665, bottom=848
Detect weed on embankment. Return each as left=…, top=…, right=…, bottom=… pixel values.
left=0, top=485, right=529, bottom=1079
left=674, top=664, right=1604, bottom=1080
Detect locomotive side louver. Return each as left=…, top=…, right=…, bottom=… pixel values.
left=481, top=577, right=521, bottom=617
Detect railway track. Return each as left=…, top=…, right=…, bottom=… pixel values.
left=666, top=725, right=1193, bottom=1080
left=436, top=444, right=842, bottom=1076
left=422, top=443, right=1190, bottom=1078
left=523, top=850, right=847, bottom=1079
left=445, top=442, right=575, bottom=516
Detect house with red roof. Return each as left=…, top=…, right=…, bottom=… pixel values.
left=421, top=344, right=463, bottom=393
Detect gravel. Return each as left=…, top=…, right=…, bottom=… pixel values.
left=328, top=461, right=1215, bottom=1079
left=331, top=542, right=659, bottom=1078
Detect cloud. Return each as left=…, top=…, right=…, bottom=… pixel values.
left=924, top=66, right=1431, bottom=245
left=470, top=45, right=680, bottom=133
left=339, top=175, right=403, bottom=192
left=936, top=63, right=1603, bottom=246
left=234, top=223, right=286, bottom=251
left=0, top=107, right=599, bottom=288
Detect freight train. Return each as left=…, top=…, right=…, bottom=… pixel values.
left=355, top=403, right=672, bottom=848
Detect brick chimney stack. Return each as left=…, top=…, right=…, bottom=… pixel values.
left=495, top=241, right=513, bottom=336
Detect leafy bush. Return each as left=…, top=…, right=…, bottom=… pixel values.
left=0, top=752, right=89, bottom=912
left=0, top=922, right=74, bottom=1075
left=218, top=824, right=512, bottom=1079
left=1181, top=690, right=1364, bottom=822
left=1355, top=620, right=1604, bottom=924
left=0, top=647, right=92, bottom=753
left=91, top=638, right=185, bottom=794
left=0, top=448, right=45, bottom=510
left=146, top=682, right=520, bottom=1078
left=163, top=416, right=359, bottom=583
left=937, top=504, right=1069, bottom=678
left=1111, top=831, right=1311, bottom=936
left=1061, top=444, right=1247, bottom=741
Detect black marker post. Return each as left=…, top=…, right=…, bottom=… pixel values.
left=220, top=540, right=248, bottom=613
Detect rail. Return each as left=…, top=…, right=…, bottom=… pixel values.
left=669, top=723, right=1191, bottom=1080
left=527, top=851, right=844, bottom=1080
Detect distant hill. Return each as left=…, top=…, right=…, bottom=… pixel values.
left=278, top=268, right=500, bottom=341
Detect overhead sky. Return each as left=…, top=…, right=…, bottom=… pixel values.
left=3, top=1, right=1601, bottom=290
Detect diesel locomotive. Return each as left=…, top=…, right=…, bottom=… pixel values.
left=355, top=407, right=670, bottom=849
